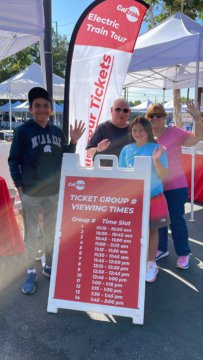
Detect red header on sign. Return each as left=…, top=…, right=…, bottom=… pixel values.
left=54, top=176, right=144, bottom=309
left=75, top=0, right=148, bottom=52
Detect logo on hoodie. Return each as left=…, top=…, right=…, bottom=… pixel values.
left=31, top=134, right=61, bottom=149
left=44, top=145, right=52, bottom=153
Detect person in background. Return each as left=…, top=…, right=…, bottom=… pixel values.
left=8, top=87, right=85, bottom=295
left=119, top=117, right=170, bottom=283
left=86, top=98, right=131, bottom=166
left=146, top=101, right=203, bottom=269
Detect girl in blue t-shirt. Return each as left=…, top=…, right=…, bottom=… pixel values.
left=119, top=117, right=170, bottom=283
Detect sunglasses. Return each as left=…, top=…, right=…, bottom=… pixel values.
left=114, top=108, right=129, bottom=113
left=148, top=113, right=165, bottom=119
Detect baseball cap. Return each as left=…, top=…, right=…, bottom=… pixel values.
left=28, top=87, right=51, bottom=104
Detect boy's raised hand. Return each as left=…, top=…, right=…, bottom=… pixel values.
left=70, top=120, right=86, bottom=144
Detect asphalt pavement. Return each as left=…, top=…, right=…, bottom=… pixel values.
left=0, top=202, right=202, bottom=360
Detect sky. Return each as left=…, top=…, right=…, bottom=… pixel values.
left=51, top=0, right=166, bottom=102
left=52, top=1, right=95, bottom=39
left=52, top=1, right=151, bottom=40
left=51, top=0, right=199, bottom=103
left=51, top=1, right=203, bottom=39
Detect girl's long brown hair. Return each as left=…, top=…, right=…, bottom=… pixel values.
left=130, top=116, right=157, bottom=143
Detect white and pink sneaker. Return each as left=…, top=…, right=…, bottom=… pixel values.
left=146, top=261, right=158, bottom=283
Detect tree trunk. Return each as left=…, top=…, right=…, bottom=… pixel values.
left=173, top=89, right=183, bottom=127
left=148, top=2, right=156, bottom=28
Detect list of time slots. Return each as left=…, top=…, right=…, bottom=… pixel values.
left=74, top=219, right=138, bottom=308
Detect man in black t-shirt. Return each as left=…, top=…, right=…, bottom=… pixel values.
left=86, top=98, right=131, bottom=166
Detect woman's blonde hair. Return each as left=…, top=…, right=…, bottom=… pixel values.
left=146, top=103, right=167, bottom=117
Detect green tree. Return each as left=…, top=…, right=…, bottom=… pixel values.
left=0, top=28, right=68, bottom=84
left=0, top=47, right=34, bottom=83
left=52, top=31, right=69, bottom=78
left=129, top=100, right=141, bottom=107
left=145, top=0, right=203, bottom=26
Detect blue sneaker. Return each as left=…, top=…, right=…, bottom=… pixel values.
left=42, top=265, right=51, bottom=278
left=155, top=250, right=169, bottom=261
left=22, top=272, right=37, bottom=294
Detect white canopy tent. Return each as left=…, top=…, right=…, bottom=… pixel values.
left=0, top=63, right=65, bottom=101
left=0, top=63, right=65, bottom=129
left=0, top=0, right=47, bottom=131
left=0, top=101, right=21, bottom=112
left=164, top=99, right=188, bottom=113
left=13, top=101, right=64, bottom=125
left=13, top=100, right=29, bottom=112
left=131, top=99, right=152, bottom=112
left=164, top=99, right=203, bottom=113
left=164, top=99, right=187, bottom=113
left=0, top=0, right=45, bottom=65
left=163, top=99, right=175, bottom=112
left=124, top=12, right=203, bottom=101
left=12, top=100, right=64, bottom=113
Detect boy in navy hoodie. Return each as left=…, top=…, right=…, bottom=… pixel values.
left=8, top=87, right=85, bottom=295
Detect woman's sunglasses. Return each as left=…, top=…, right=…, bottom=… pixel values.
left=114, top=108, right=129, bottom=113
left=148, top=113, right=165, bottom=119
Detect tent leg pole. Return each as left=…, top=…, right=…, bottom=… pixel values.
left=188, top=60, right=199, bottom=222
left=188, top=149, right=195, bottom=222
left=9, top=95, right=12, bottom=131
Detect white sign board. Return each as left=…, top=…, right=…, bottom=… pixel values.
left=47, top=154, right=151, bottom=325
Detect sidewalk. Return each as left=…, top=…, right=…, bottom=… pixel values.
left=0, top=202, right=202, bottom=360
